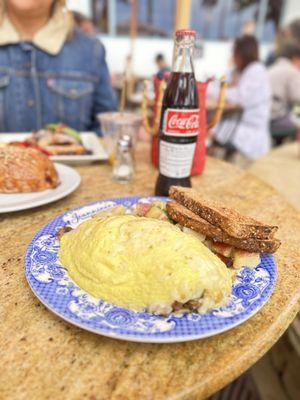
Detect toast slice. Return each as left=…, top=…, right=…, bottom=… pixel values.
left=167, top=202, right=281, bottom=253
left=169, top=186, right=278, bottom=240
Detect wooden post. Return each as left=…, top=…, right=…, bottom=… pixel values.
left=126, top=0, right=137, bottom=98
left=130, top=0, right=137, bottom=56
left=174, top=0, right=192, bottom=31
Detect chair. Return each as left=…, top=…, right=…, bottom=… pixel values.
left=271, top=125, right=297, bottom=146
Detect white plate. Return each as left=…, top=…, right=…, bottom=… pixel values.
left=0, top=132, right=108, bottom=164
left=0, top=163, right=81, bottom=213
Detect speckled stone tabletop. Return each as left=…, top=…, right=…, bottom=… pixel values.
left=1, top=142, right=300, bottom=400
left=249, top=142, right=300, bottom=211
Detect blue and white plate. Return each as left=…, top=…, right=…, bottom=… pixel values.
left=25, top=196, right=277, bottom=343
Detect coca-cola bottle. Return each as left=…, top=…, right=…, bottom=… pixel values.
left=155, top=29, right=199, bottom=197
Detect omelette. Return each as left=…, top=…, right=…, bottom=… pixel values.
left=59, top=214, right=232, bottom=315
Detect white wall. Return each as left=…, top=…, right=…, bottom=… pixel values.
left=100, top=36, right=270, bottom=79
left=100, top=36, right=233, bottom=79
left=281, top=0, right=300, bottom=24
left=67, top=0, right=92, bottom=17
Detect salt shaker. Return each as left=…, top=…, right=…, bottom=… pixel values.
left=113, top=135, right=134, bottom=183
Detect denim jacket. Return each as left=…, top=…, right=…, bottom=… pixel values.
left=0, top=30, right=117, bottom=133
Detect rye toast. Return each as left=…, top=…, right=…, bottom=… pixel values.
left=167, top=202, right=281, bottom=253
left=169, top=186, right=278, bottom=240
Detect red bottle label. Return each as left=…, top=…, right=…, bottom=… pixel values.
left=163, top=108, right=199, bottom=137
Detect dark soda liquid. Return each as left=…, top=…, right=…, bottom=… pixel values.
left=155, top=72, right=199, bottom=197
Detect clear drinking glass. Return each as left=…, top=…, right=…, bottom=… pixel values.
left=97, top=112, right=141, bottom=164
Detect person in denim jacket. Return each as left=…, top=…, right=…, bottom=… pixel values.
left=0, top=0, right=117, bottom=133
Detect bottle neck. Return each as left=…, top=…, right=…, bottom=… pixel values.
left=172, top=36, right=195, bottom=74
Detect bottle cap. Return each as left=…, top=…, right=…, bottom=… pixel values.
left=175, top=29, right=196, bottom=37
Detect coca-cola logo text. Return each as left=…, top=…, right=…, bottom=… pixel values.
left=164, top=109, right=199, bottom=136
left=168, top=114, right=199, bottom=130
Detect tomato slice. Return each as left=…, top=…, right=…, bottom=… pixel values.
left=10, top=141, right=51, bottom=156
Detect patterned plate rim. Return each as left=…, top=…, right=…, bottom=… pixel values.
left=24, top=196, right=277, bottom=343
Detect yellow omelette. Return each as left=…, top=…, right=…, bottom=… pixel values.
left=59, top=214, right=232, bottom=314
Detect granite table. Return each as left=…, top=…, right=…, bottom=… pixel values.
left=1, top=142, right=300, bottom=400
left=249, top=142, right=300, bottom=212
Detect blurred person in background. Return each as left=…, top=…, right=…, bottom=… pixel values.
left=289, top=19, right=300, bottom=42
left=269, top=43, right=300, bottom=133
left=155, top=53, right=170, bottom=80
left=0, top=0, right=116, bottom=133
left=266, top=19, right=300, bottom=67
left=208, top=35, right=271, bottom=165
left=265, top=26, right=290, bottom=66
left=72, top=10, right=95, bottom=36
left=241, top=20, right=256, bottom=35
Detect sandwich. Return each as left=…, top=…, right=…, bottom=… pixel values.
left=166, top=186, right=281, bottom=269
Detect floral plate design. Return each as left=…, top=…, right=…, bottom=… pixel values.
left=25, top=196, right=277, bottom=343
